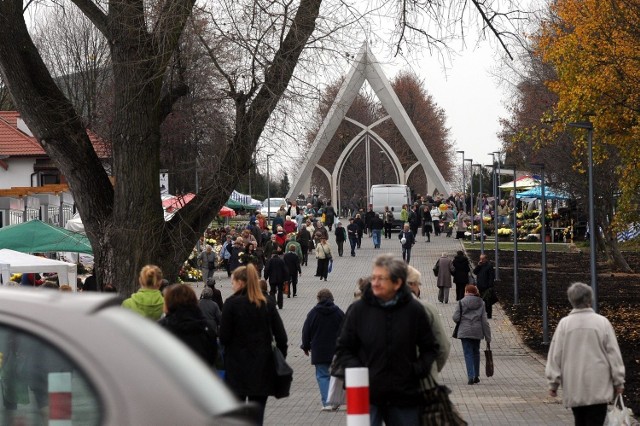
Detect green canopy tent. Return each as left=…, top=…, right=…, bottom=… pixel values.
left=225, top=198, right=258, bottom=210
left=0, top=219, right=93, bottom=254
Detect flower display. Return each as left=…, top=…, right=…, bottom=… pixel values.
left=497, top=228, right=513, bottom=236
left=178, top=261, right=202, bottom=282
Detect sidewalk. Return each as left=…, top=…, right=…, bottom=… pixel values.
left=207, top=229, right=573, bottom=425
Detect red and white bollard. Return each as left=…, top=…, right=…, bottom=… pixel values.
left=346, top=367, right=369, bottom=426
left=48, top=372, right=72, bottom=426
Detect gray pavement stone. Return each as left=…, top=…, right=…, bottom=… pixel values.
left=205, top=229, right=573, bottom=425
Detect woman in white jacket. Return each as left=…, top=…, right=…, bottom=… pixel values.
left=545, top=282, right=625, bottom=426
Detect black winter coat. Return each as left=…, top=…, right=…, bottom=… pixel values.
left=335, top=226, right=347, bottom=242
left=264, top=255, right=288, bottom=284
left=296, top=228, right=311, bottom=248
left=301, top=300, right=345, bottom=365
left=283, top=252, right=301, bottom=277
left=220, top=290, right=288, bottom=397
left=398, top=230, right=416, bottom=249
left=452, top=254, right=471, bottom=284
left=158, top=307, right=218, bottom=368
left=473, top=262, right=495, bottom=292
left=334, top=284, right=437, bottom=406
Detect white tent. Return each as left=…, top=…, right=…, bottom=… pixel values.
left=0, top=249, right=78, bottom=291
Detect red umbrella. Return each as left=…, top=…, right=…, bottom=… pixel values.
left=219, top=206, right=236, bottom=217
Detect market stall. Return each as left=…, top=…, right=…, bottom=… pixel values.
left=0, top=249, right=78, bottom=289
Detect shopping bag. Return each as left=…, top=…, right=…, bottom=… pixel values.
left=420, top=375, right=468, bottom=426
left=326, top=376, right=346, bottom=405
left=328, top=259, right=333, bottom=273
left=272, top=340, right=293, bottom=399
left=485, top=342, right=494, bottom=377
left=605, top=394, right=632, bottom=426
left=283, top=281, right=290, bottom=296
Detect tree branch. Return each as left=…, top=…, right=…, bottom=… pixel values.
left=69, top=0, right=109, bottom=36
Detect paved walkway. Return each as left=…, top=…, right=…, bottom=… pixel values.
left=206, top=229, right=574, bottom=425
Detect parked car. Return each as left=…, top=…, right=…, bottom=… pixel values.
left=260, top=198, right=287, bottom=219
left=0, top=288, right=258, bottom=425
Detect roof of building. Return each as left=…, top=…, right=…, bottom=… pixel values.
left=0, top=112, right=110, bottom=159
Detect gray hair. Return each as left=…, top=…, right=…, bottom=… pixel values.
left=373, top=254, right=407, bottom=285
left=567, top=282, right=592, bottom=309
left=317, top=288, right=334, bottom=303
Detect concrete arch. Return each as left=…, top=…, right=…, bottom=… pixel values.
left=287, top=42, right=451, bottom=206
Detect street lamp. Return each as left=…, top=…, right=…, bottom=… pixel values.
left=567, top=121, right=597, bottom=312
left=456, top=150, right=466, bottom=212
left=464, top=158, right=474, bottom=243
left=488, top=153, right=500, bottom=281
left=473, top=164, right=484, bottom=254
left=380, top=151, right=385, bottom=184
left=505, top=164, right=519, bottom=304
left=266, top=154, right=273, bottom=228
left=530, top=162, right=549, bottom=344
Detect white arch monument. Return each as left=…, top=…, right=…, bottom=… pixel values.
left=286, top=42, right=451, bottom=206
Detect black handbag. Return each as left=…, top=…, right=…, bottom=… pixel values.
left=420, top=375, right=468, bottom=426
left=272, top=338, right=293, bottom=398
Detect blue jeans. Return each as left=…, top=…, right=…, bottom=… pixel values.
left=315, top=363, right=331, bottom=406
left=372, top=229, right=381, bottom=248
left=461, top=338, right=481, bottom=380
left=370, top=404, right=420, bottom=426
left=349, top=238, right=357, bottom=255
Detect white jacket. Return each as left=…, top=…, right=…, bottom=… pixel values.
left=545, top=308, right=625, bottom=408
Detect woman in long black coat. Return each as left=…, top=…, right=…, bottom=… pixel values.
left=220, top=264, right=288, bottom=425
left=158, top=284, right=218, bottom=368
left=452, top=250, right=471, bottom=301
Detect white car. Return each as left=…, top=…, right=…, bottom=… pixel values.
left=0, top=288, right=258, bottom=425
left=261, top=198, right=287, bottom=219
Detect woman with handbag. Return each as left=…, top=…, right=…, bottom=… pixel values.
left=220, top=264, right=289, bottom=425
left=452, top=285, right=491, bottom=385
left=315, top=236, right=332, bottom=281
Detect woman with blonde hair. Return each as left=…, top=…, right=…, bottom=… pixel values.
left=122, top=264, right=165, bottom=320
left=220, top=264, right=288, bottom=425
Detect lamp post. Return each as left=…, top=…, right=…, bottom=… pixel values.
left=465, top=158, right=474, bottom=243
left=473, top=164, right=484, bottom=254
left=488, top=153, right=500, bottom=281
left=530, top=162, right=548, bottom=344
left=567, top=121, right=597, bottom=312
left=505, top=165, right=519, bottom=304
left=456, top=150, right=466, bottom=213
left=380, top=151, right=385, bottom=184
left=266, top=154, right=273, bottom=228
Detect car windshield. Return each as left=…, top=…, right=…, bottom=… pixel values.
left=100, top=307, right=238, bottom=416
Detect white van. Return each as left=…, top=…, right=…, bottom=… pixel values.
left=369, top=184, right=412, bottom=230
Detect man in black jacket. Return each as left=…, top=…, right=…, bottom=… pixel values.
left=370, top=214, right=384, bottom=249
left=264, top=248, right=288, bottom=309
left=346, top=218, right=359, bottom=257
left=473, top=253, right=496, bottom=318
left=301, top=289, right=345, bottom=411
left=283, top=244, right=301, bottom=297
left=334, top=255, right=438, bottom=426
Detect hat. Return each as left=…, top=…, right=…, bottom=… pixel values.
left=349, top=217, right=354, bottom=221
left=201, top=287, right=214, bottom=299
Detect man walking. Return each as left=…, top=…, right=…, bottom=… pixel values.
left=264, top=247, right=288, bottom=309
left=370, top=213, right=384, bottom=249
left=334, top=254, right=438, bottom=426
left=301, top=289, right=345, bottom=411
left=346, top=217, right=358, bottom=257
left=398, top=223, right=415, bottom=263
left=283, top=244, right=301, bottom=297
left=473, top=254, right=496, bottom=318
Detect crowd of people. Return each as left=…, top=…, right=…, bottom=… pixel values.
left=113, top=195, right=624, bottom=426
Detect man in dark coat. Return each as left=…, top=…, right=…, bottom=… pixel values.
left=346, top=218, right=359, bottom=257
left=324, top=203, right=336, bottom=231
left=301, top=289, right=345, bottom=410
left=296, top=225, right=312, bottom=266
left=398, top=223, right=416, bottom=264
left=364, top=204, right=376, bottom=237
left=452, top=250, right=471, bottom=301
left=370, top=213, right=384, bottom=249
left=473, top=253, right=496, bottom=318
left=334, top=254, right=438, bottom=425
left=205, top=278, right=224, bottom=311
left=408, top=204, right=420, bottom=237
left=264, top=249, right=289, bottom=309
left=334, top=222, right=347, bottom=256
left=283, top=244, right=302, bottom=297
